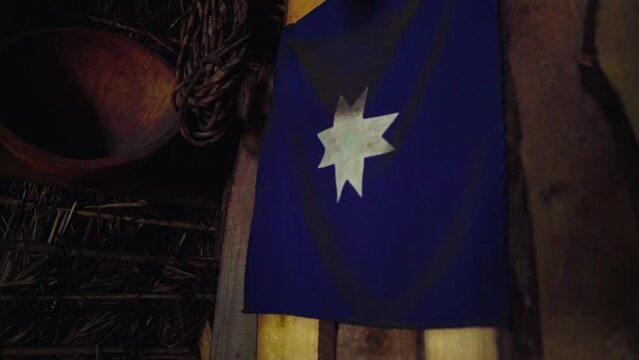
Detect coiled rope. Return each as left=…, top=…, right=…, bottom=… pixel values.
left=173, top=0, right=249, bottom=146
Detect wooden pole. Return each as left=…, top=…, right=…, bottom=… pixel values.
left=210, top=134, right=260, bottom=360
left=505, top=1, right=639, bottom=358
left=337, top=325, right=420, bottom=360
left=424, top=328, right=498, bottom=360
left=258, top=315, right=320, bottom=360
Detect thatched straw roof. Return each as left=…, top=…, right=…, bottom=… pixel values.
left=0, top=181, right=217, bottom=359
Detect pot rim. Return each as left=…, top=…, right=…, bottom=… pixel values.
left=0, top=27, right=180, bottom=171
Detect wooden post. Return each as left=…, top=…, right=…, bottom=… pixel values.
left=257, top=316, right=337, bottom=360
left=257, top=315, right=319, bottom=360
left=337, top=325, right=420, bottom=360
left=505, top=1, right=639, bottom=358
left=424, top=328, right=498, bottom=360
left=210, top=134, right=260, bottom=360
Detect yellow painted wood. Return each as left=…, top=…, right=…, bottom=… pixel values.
left=286, top=0, right=326, bottom=25
left=598, top=1, right=639, bottom=140
left=257, top=315, right=319, bottom=360
left=424, top=328, right=498, bottom=360
left=199, top=320, right=212, bottom=360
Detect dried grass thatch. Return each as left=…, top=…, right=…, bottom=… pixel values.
left=0, top=181, right=217, bottom=359
left=0, top=0, right=282, bottom=357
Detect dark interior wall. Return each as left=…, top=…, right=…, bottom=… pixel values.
left=597, top=1, right=639, bottom=140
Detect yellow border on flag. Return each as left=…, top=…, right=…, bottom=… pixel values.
left=287, top=0, right=326, bottom=25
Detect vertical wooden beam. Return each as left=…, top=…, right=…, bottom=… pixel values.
left=500, top=1, right=543, bottom=354
left=258, top=315, right=319, bottom=360
left=506, top=1, right=639, bottom=358
left=211, top=134, right=259, bottom=360
left=257, top=316, right=336, bottom=360
left=336, top=325, right=419, bottom=360
left=318, top=321, right=338, bottom=360
left=424, top=328, right=498, bottom=360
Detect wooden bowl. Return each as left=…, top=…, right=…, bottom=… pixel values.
left=0, top=28, right=179, bottom=184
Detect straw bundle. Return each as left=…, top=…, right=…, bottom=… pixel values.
left=0, top=181, right=216, bottom=359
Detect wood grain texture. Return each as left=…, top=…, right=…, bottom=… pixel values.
left=424, top=328, right=498, bottom=360
left=258, top=315, right=319, bottom=360
left=210, top=134, right=260, bottom=360
left=336, top=325, right=418, bottom=360
left=505, top=1, right=639, bottom=359
left=318, top=321, right=338, bottom=360
left=200, top=321, right=213, bottom=360
left=500, top=14, right=542, bottom=356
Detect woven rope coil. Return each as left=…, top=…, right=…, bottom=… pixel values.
left=173, top=0, right=249, bottom=146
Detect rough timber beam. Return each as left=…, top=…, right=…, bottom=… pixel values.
left=211, top=134, right=259, bottom=360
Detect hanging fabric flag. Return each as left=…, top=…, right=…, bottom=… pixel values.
left=245, top=0, right=508, bottom=328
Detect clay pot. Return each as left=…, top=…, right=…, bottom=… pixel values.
left=0, top=27, right=179, bottom=184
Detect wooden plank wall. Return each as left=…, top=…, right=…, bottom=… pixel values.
left=257, top=316, right=319, bottom=360
left=210, top=134, right=259, bottom=360
left=336, top=326, right=420, bottom=359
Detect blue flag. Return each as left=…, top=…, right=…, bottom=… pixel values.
left=245, top=0, right=508, bottom=328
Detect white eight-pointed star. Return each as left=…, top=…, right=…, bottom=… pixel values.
left=317, top=88, right=399, bottom=202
